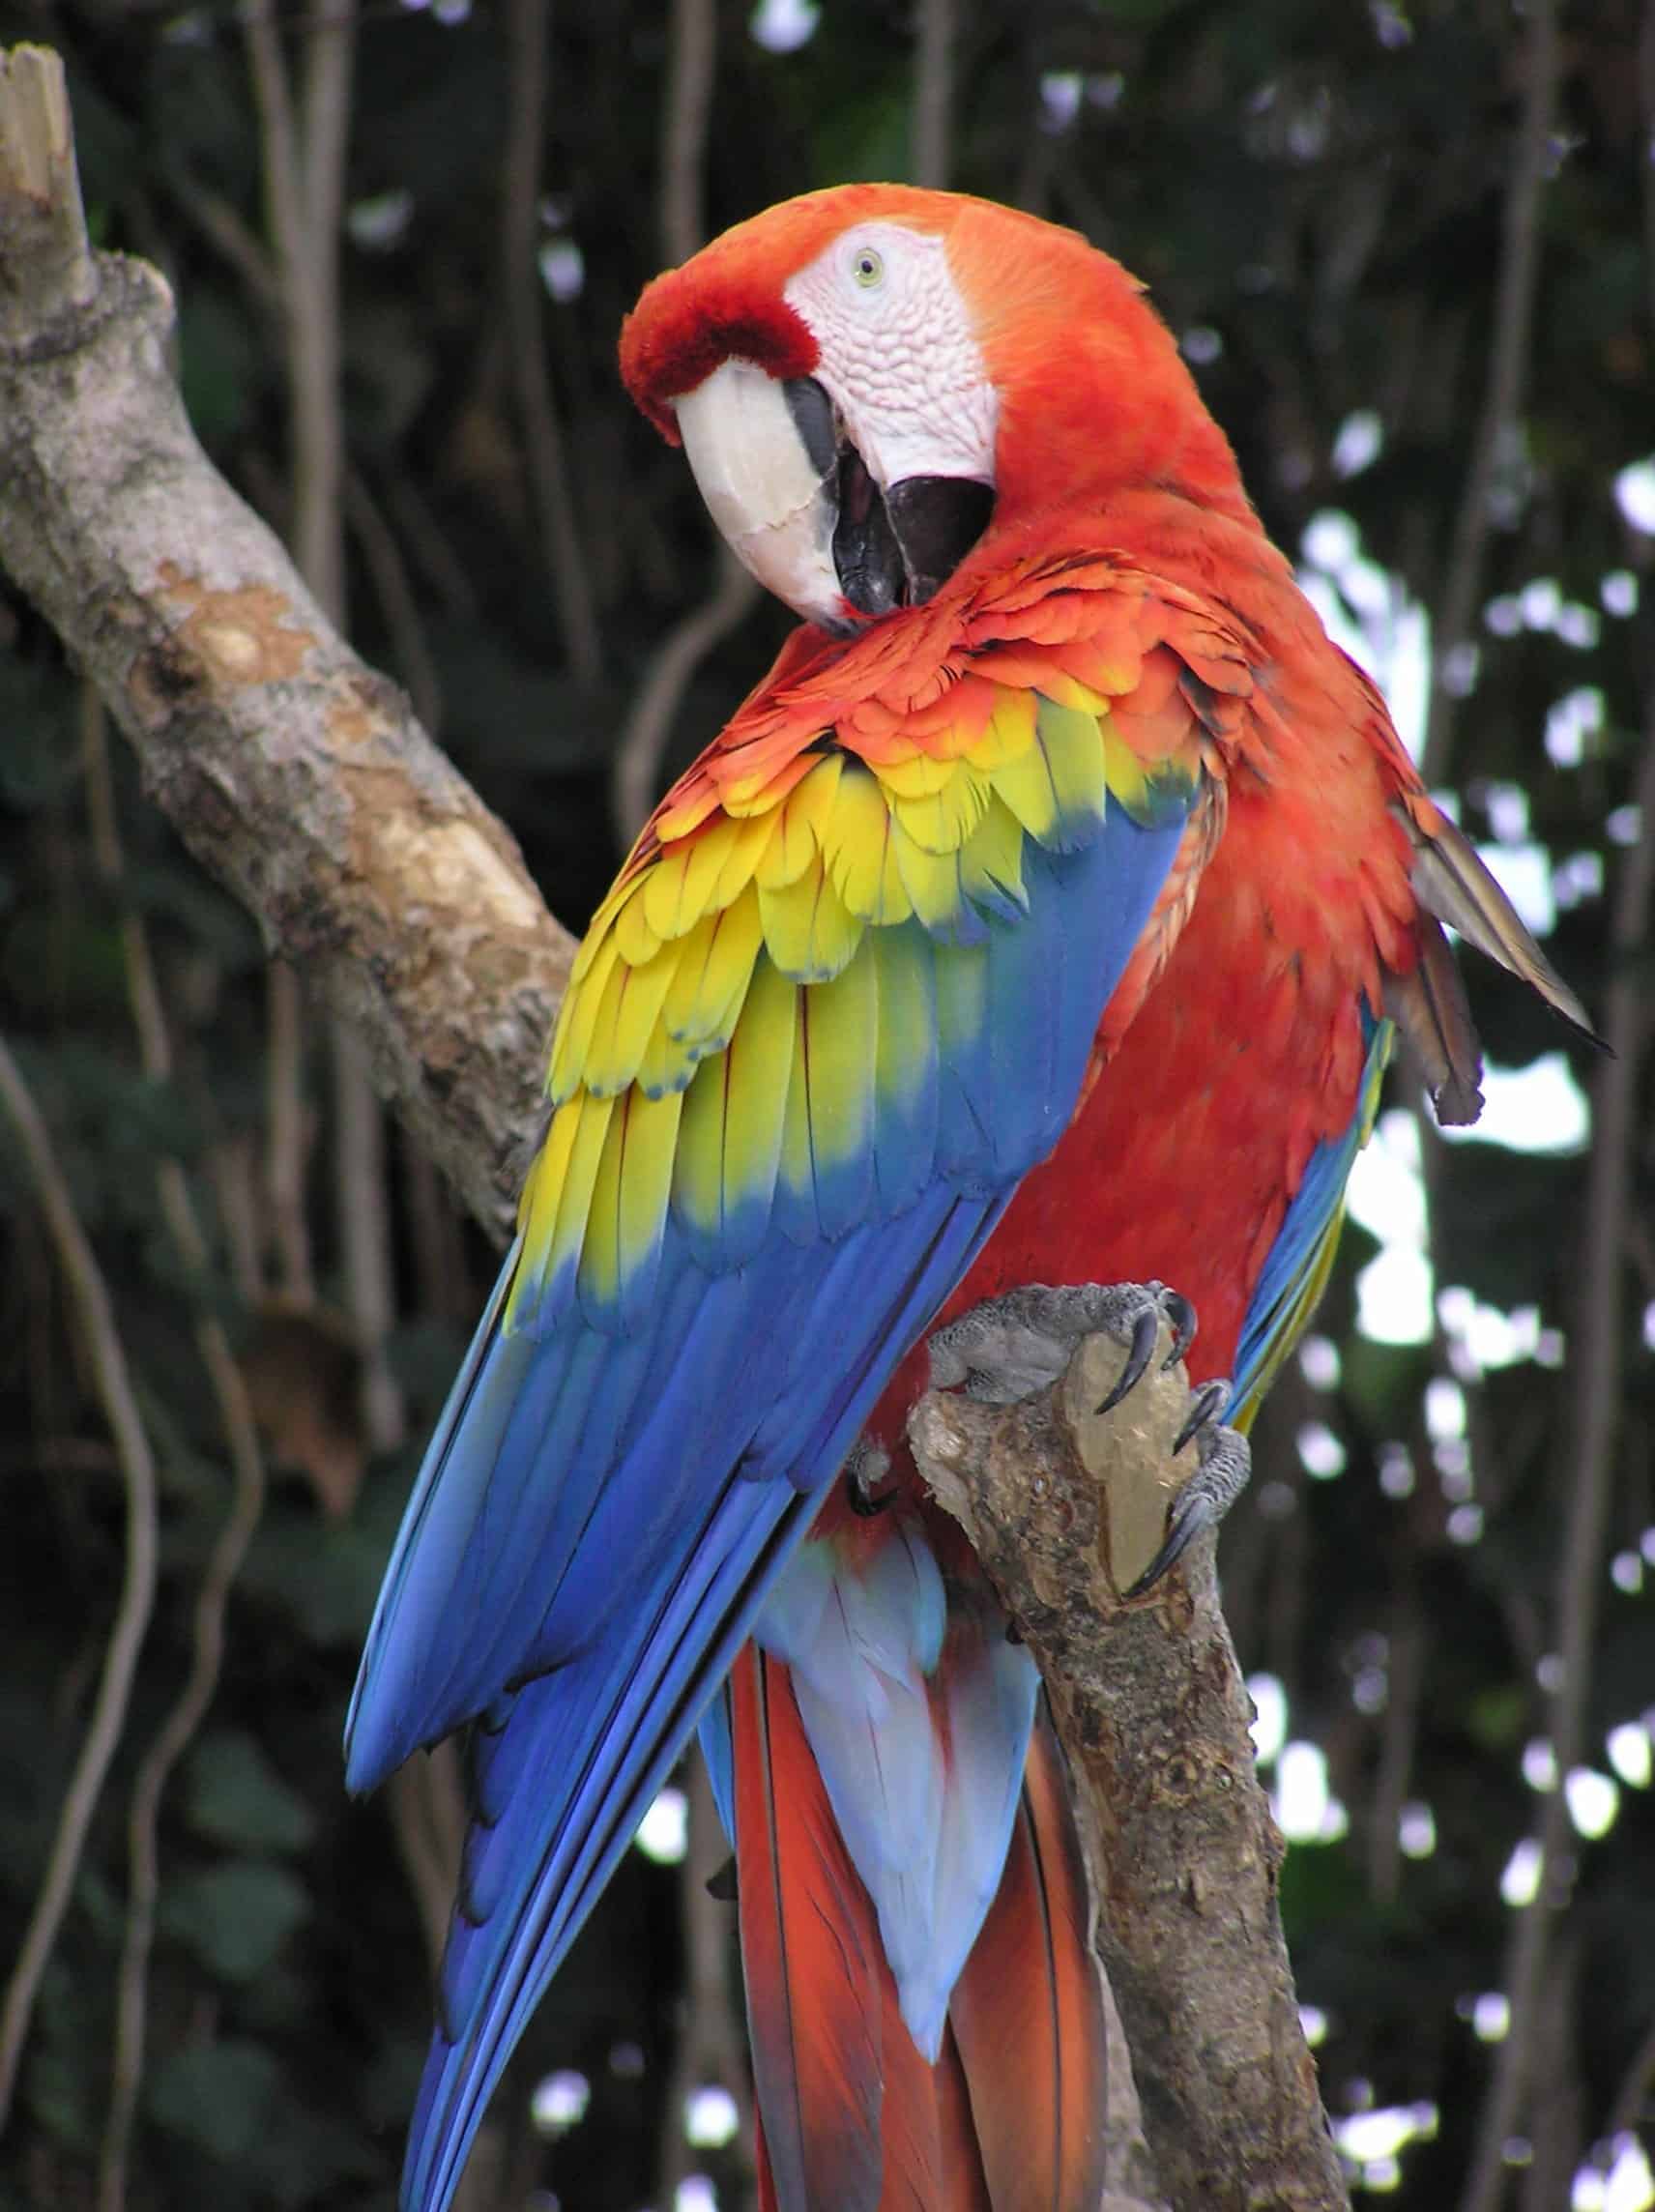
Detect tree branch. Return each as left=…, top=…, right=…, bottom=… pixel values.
left=1458, top=35, right=1655, bottom=2193
left=655, top=1752, right=757, bottom=2209
left=659, top=0, right=716, bottom=270
left=610, top=0, right=759, bottom=842
left=612, top=541, right=757, bottom=838
left=0, top=44, right=571, bottom=1244
left=911, top=1331, right=1349, bottom=2212
left=912, top=0, right=955, bottom=191
left=0, top=44, right=96, bottom=338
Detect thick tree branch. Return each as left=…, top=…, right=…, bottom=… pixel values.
left=912, top=1333, right=1349, bottom=2212
left=0, top=45, right=571, bottom=1244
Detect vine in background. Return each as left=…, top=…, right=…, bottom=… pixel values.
left=1421, top=0, right=1559, bottom=784
left=503, top=0, right=602, bottom=689
left=1453, top=7, right=1641, bottom=2198
left=73, top=693, right=272, bottom=2212
left=1461, top=709, right=1655, bottom=2212
left=0, top=1038, right=160, bottom=2130
left=611, top=0, right=759, bottom=845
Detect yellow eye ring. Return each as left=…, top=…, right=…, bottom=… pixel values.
left=851, top=247, right=885, bottom=289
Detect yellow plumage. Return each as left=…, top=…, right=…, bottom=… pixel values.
left=673, top=957, right=796, bottom=1244
left=516, top=610, right=1211, bottom=1324
left=824, top=768, right=914, bottom=927
left=757, top=856, right=862, bottom=982
left=957, top=797, right=1027, bottom=916
left=994, top=700, right=1108, bottom=838
left=663, top=890, right=766, bottom=1050
left=581, top=1087, right=684, bottom=1308
left=582, top=943, right=680, bottom=1099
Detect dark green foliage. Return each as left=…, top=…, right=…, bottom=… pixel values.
left=1, top=1, right=1650, bottom=2206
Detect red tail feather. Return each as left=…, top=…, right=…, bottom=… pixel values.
left=869, top=1981, right=994, bottom=2212
left=734, top=1649, right=1105, bottom=2211
left=732, top=1647, right=885, bottom=2212
left=932, top=2029, right=995, bottom=2212
left=949, top=1710, right=1108, bottom=2212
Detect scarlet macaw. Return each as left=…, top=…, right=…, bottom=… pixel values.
left=347, top=187, right=1587, bottom=2212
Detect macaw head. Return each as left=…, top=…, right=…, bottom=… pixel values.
left=620, top=184, right=1250, bottom=632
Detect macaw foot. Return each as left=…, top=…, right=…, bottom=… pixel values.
left=926, top=1281, right=1250, bottom=1596
left=926, top=1280, right=1196, bottom=1411
left=1125, top=1387, right=1251, bottom=1597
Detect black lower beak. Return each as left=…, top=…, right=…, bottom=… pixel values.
left=783, top=374, right=994, bottom=622
left=833, top=451, right=994, bottom=619
left=833, top=448, right=907, bottom=619
left=884, top=475, right=997, bottom=605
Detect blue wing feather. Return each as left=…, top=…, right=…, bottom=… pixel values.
left=347, top=787, right=1197, bottom=2212
left=698, top=1693, right=737, bottom=1842
left=1232, top=1006, right=1391, bottom=1417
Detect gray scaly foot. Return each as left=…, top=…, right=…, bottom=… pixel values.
left=926, top=1280, right=1250, bottom=1595
left=926, top=1280, right=1197, bottom=1409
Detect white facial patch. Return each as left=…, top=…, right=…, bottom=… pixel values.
left=782, top=221, right=998, bottom=491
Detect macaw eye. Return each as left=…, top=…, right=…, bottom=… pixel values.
left=850, top=247, right=885, bottom=289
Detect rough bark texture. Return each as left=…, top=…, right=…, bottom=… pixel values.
left=912, top=1332, right=1350, bottom=2212
left=0, top=47, right=571, bottom=1244
left=0, top=45, right=1347, bottom=2212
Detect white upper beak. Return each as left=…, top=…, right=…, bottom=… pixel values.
left=673, top=361, right=846, bottom=629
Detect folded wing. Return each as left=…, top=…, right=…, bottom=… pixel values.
left=345, top=564, right=1225, bottom=2212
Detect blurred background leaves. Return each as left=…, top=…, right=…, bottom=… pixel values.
left=0, top=0, right=1652, bottom=2206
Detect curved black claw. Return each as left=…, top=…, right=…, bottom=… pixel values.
left=848, top=1480, right=901, bottom=1518
left=1173, top=1377, right=1232, bottom=1457
left=1159, top=1289, right=1199, bottom=1371
left=1096, top=1305, right=1160, bottom=1414
left=1125, top=1418, right=1252, bottom=1598
left=1092, top=1280, right=1202, bottom=1414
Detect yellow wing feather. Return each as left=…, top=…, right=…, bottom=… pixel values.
left=515, top=561, right=1228, bottom=1328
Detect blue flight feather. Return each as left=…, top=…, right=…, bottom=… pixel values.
left=1232, top=1004, right=1390, bottom=1413
left=698, top=1690, right=736, bottom=1844
left=346, top=786, right=1198, bottom=2212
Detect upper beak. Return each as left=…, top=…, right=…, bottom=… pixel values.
left=673, top=362, right=993, bottom=631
